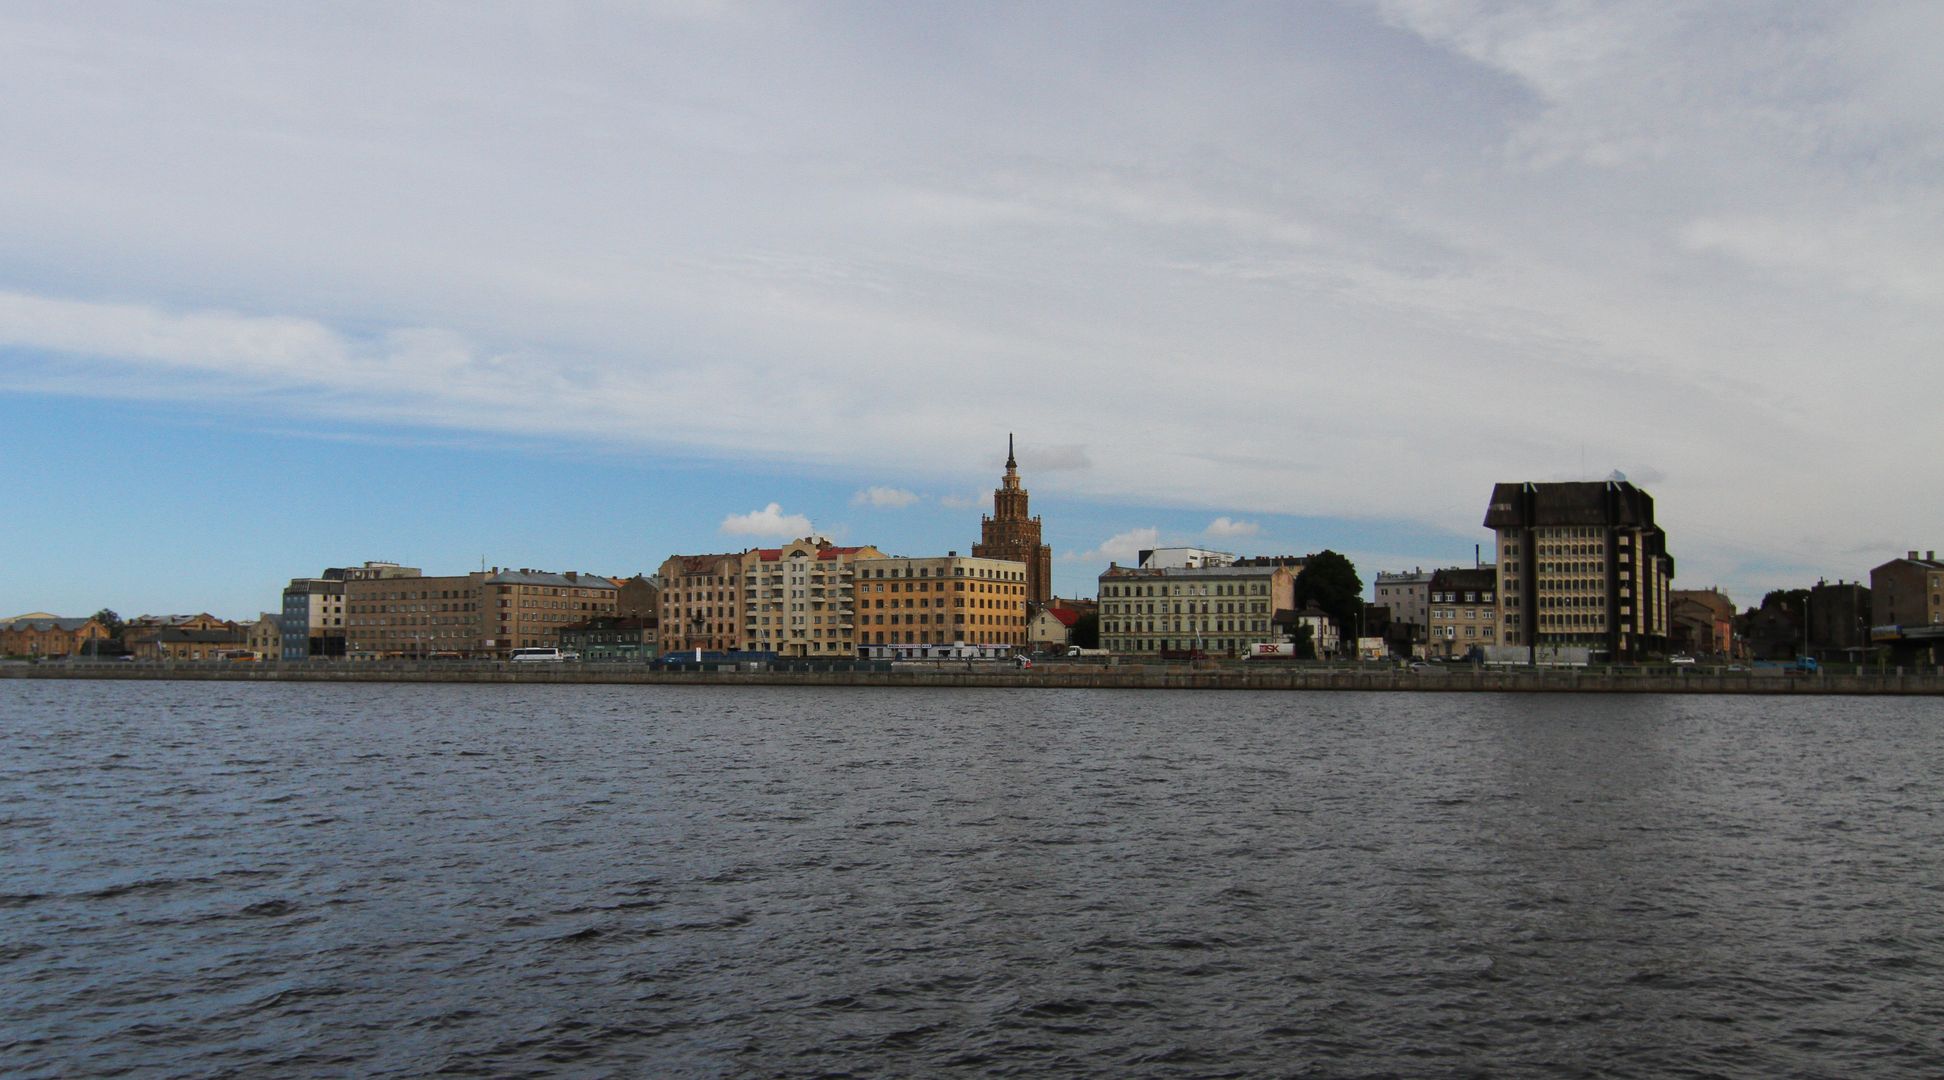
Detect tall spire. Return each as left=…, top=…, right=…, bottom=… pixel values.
left=1006, top=433, right=1016, bottom=471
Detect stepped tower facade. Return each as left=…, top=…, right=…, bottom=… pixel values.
left=972, top=435, right=1053, bottom=608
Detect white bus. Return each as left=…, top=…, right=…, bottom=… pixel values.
left=509, top=647, right=566, bottom=663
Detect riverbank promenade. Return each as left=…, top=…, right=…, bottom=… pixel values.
left=5, top=658, right=1940, bottom=695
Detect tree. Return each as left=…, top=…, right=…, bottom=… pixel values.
left=1291, top=624, right=1317, bottom=660
left=1760, top=589, right=1809, bottom=621
left=1071, top=612, right=1100, bottom=650
left=92, top=609, right=125, bottom=637
left=1294, top=550, right=1363, bottom=655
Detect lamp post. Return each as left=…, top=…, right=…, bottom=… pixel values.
left=1803, top=592, right=1811, bottom=661
left=1356, top=601, right=1365, bottom=665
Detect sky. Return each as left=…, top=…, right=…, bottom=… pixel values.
left=2, top=1, right=1937, bottom=621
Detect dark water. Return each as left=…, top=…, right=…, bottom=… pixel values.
left=3, top=682, right=1941, bottom=1078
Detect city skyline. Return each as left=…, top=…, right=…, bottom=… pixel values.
left=3, top=5, right=1937, bottom=618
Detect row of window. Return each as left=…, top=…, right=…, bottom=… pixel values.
left=1101, top=602, right=1270, bottom=615
left=1102, top=582, right=1270, bottom=597
left=1101, top=639, right=1265, bottom=653
left=1103, top=620, right=1271, bottom=633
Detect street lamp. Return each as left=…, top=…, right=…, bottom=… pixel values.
left=1803, top=592, right=1811, bottom=661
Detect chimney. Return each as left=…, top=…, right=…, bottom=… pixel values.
left=1929, top=550, right=1937, bottom=561
left=566, top=571, right=578, bottom=582
left=1910, top=551, right=1920, bottom=561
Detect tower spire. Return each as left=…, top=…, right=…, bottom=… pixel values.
left=1006, top=433, right=1016, bottom=470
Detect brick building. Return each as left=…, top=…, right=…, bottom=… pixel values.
left=972, top=435, right=1053, bottom=609
left=658, top=552, right=745, bottom=653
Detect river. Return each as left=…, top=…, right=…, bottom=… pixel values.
left=3, top=680, right=1940, bottom=1077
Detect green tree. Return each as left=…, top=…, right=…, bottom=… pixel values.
left=1294, top=550, right=1363, bottom=656
left=1291, top=624, right=1316, bottom=660
left=1071, top=611, right=1100, bottom=650
left=91, top=609, right=125, bottom=637
left=1760, top=589, right=1809, bottom=620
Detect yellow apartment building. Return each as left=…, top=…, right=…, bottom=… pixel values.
left=852, top=553, right=1029, bottom=651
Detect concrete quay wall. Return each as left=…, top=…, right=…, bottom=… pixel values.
left=5, top=661, right=1942, bottom=695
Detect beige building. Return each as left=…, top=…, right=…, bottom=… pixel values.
left=1373, top=569, right=1434, bottom=634
left=613, top=574, right=661, bottom=619
left=853, top=553, right=1029, bottom=650
left=1426, top=567, right=1499, bottom=659
left=281, top=577, right=347, bottom=661
left=347, top=571, right=486, bottom=659
left=244, top=613, right=282, bottom=658
left=1484, top=480, right=1674, bottom=661
left=0, top=615, right=112, bottom=657
left=658, top=552, right=745, bottom=653
left=124, top=614, right=233, bottom=658
left=491, top=569, right=618, bottom=652
left=346, top=567, right=615, bottom=659
left=1027, top=606, right=1079, bottom=652
left=150, top=627, right=250, bottom=661
left=1097, top=562, right=1300, bottom=657
left=741, top=537, right=885, bottom=657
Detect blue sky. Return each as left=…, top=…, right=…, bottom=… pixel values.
left=3, top=2, right=1938, bottom=619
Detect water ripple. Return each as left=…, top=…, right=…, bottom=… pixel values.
left=3, top=681, right=1942, bottom=1078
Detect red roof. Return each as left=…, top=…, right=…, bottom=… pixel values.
left=1048, top=607, right=1080, bottom=627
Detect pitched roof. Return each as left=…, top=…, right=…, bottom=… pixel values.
left=1429, top=567, right=1497, bottom=591
left=157, top=628, right=247, bottom=643
left=2, top=617, right=98, bottom=632
left=485, top=569, right=618, bottom=589
left=756, top=545, right=868, bottom=562
left=1046, top=607, right=1080, bottom=627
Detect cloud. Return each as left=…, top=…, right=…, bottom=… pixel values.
left=1205, top=516, right=1260, bottom=538
left=1075, top=527, right=1161, bottom=564
left=720, top=503, right=812, bottom=538
left=0, top=5, right=1937, bottom=612
left=1023, top=444, right=1093, bottom=472
left=938, top=492, right=990, bottom=512
left=850, top=486, right=920, bottom=509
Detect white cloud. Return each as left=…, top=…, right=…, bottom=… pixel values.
left=1205, top=516, right=1261, bottom=538
left=720, top=503, right=812, bottom=538
left=0, top=5, right=1937, bottom=608
left=1075, top=527, right=1161, bottom=565
left=850, top=486, right=920, bottom=509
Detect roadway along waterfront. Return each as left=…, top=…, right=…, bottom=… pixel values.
left=4, top=658, right=1940, bottom=694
